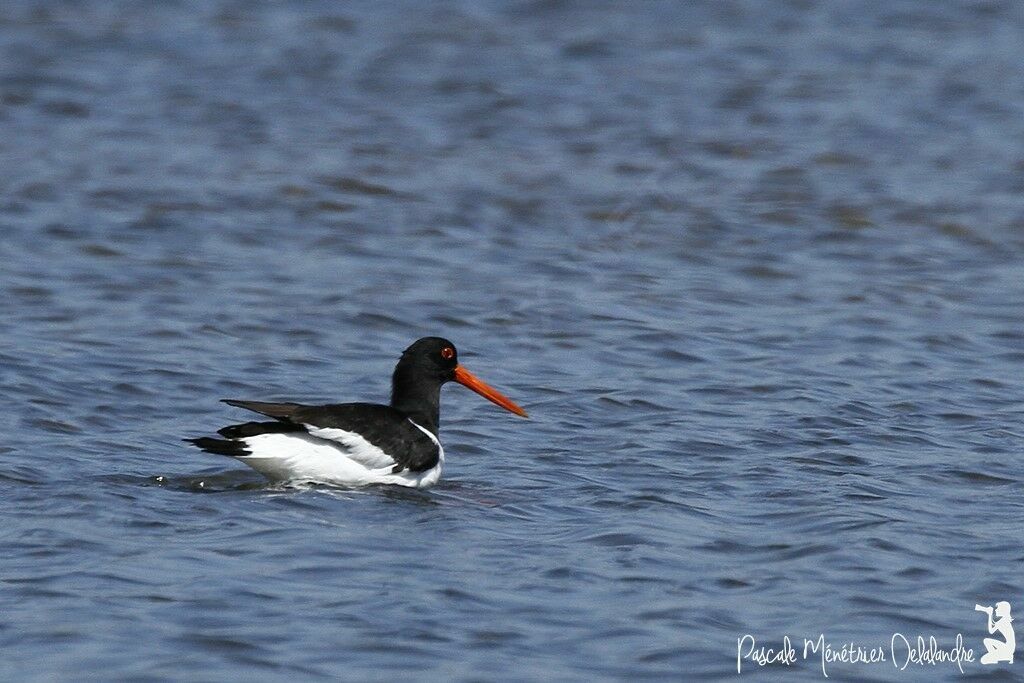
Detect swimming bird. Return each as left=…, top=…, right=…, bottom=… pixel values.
left=185, top=337, right=527, bottom=488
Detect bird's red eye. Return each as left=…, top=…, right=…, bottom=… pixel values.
left=441, top=346, right=455, bottom=360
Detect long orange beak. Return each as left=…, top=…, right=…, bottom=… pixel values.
left=453, top=365, right=528, bottom=417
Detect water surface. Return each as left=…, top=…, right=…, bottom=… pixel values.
left=1, top=1, right=1023, bottom=680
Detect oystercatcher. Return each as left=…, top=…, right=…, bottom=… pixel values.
left=185, top=337, right=527, bottom=488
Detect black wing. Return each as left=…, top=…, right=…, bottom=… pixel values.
left=221, top=400, right=303, bottom=420
left=221, top=400, right=440, bottom=473
left=185, top=420, right=304, bottom=456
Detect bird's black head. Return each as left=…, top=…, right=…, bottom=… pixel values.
left=390, top=336, right=527, bottom=433
left=397, top=336, right=459, bottom=384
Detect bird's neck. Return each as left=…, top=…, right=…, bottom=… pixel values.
left=390, top=366, right=441, bottom=435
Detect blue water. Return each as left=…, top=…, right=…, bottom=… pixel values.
left=2, top=1, right=1023, bottom=680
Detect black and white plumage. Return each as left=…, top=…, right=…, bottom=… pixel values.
left=185, top=337, right=527, bottom=488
